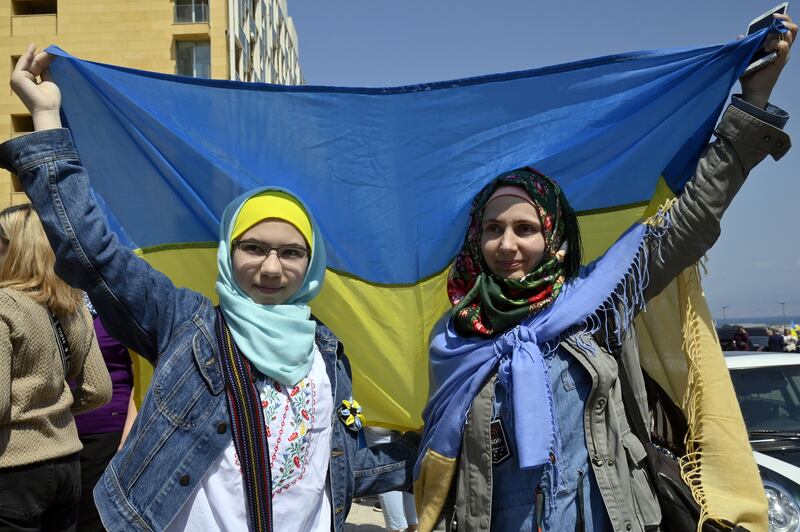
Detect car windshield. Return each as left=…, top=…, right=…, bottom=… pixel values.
left=750, top=336, right=770, bottom=347
left=730, top=364, right=800, bottom=433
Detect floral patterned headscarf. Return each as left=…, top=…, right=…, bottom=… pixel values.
left=448, top=167, right=582, bottom=337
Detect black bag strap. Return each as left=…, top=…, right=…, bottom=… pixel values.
left=594, top=319, right=651, bottom=443
left=49, top=311, right=71, bottom=376
left=617, top=356, right=651, bottom=443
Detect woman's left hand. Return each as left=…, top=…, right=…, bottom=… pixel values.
left=741, top=13, right=797, bottom=109
left=9, top=44, right=61, bottom=131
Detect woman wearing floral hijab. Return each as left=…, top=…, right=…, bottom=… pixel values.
left=448, top=175, right=581, bottom=338
left=2, top=45, right=419, bottom=532
left=418, top=16, right=797, bottom=532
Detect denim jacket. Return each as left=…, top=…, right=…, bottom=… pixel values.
left=0, top=129, right=420, bottom=532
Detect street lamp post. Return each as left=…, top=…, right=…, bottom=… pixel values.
left=722, top=305, right=730, bottom=321
left=779, top=302, right=787, bottom=326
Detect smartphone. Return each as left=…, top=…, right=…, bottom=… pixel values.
left=743, top=2, right=789, bottom=76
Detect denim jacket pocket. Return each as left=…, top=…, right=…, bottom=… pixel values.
left=191, top=327, right=224, bottom=396
left=153, top=341, right=218, bottom=429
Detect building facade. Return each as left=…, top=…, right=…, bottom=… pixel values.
left=229, top=0, right=301, bottom=84
left=0, top=0, right=302, bottom=207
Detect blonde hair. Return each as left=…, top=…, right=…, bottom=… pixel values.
left=0, top=204, right=82, bottom=316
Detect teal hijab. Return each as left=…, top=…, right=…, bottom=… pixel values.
left=215, top=187, right=326, bottom=385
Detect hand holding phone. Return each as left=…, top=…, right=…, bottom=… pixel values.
left=743, top=3, right=789, bottom=76
left=740, top=10, right=796, bottom=109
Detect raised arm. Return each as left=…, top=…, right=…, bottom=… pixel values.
left=644, top=15, right=796, bottom=300
left=0, top=45, right=204, bottom=362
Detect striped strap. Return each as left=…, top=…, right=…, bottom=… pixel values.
left=215, top=307, right=273, bottom=532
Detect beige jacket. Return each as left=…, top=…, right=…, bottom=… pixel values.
left=0, top=287, right=111, bottom=468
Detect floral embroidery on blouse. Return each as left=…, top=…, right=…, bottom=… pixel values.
left=234, top=376, right=318, bottom=494
left=267, top=379, right=317, bottom=494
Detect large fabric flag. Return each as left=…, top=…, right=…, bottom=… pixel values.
left=47, top=28, right=771, bottom=529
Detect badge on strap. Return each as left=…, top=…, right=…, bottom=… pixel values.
left=491, top=417, right=512, bottom=465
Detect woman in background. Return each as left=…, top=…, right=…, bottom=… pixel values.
left=0, top=204, right=111, bottom=531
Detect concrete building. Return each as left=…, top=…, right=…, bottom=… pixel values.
left=0, top=0, right=303, bottom=207
left=229, top=0, right=302, bottom=84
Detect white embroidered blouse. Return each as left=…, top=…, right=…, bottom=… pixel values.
left=167, top=344, right=334, bottom=531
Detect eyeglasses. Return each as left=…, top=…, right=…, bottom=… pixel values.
left=232, top=239, right=309, bottom=264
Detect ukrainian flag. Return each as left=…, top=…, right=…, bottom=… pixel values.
left=46, top=34, right=761, bottom=429
left=47, top=30, right=775, bottom=527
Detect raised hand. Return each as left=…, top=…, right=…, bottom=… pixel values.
left=10, top=44, right=62, bottom=131
left=741, top=13, right=797, bottom=109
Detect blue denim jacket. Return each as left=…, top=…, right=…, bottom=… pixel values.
left=0, top=129, right=419, bottom=532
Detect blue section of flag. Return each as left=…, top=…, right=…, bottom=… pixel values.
left=47, top=28, right=765, bottom=284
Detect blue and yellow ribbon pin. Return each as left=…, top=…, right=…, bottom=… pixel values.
left=337, top=398, right=365, bottom=431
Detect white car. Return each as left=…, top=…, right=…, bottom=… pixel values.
left=726, top=351, right=800, bottom=532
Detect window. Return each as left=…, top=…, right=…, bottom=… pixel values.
left=234, top=41, right=243, bottom=79
left=11, top=0, right=56, bottom=15
left=176, top=40, right=210, bottom=78
left=175, top=0, right=208, bottom=23
left=11, top=114, right=34, bottom=134
left=10, top=174, right=22, bottom=192
left=247, top=37, right=256, bottom=81
left=731, top=365, right=800, bottom=432
left=10, top=56, right=20, bottom=73
left=9, top=56, right=19, bottom=95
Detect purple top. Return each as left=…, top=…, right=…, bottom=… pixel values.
left=75, top=317, right=134, bottom=435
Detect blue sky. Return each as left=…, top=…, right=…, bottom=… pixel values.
left=288, top=0, right=799, bottom=320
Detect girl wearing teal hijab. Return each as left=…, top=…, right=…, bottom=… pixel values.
left=0, top=46, right=421, bottom=529
left=216, top=188, right=327, bottom=385
left=169, top=187, right=420, bottom=532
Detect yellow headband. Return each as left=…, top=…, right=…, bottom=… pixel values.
left=230, top=191, right=313, bottom=249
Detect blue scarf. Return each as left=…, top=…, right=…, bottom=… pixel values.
left=418, top=220, right=659, bottom=475
left=215, top=187, right=326, bottom=385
